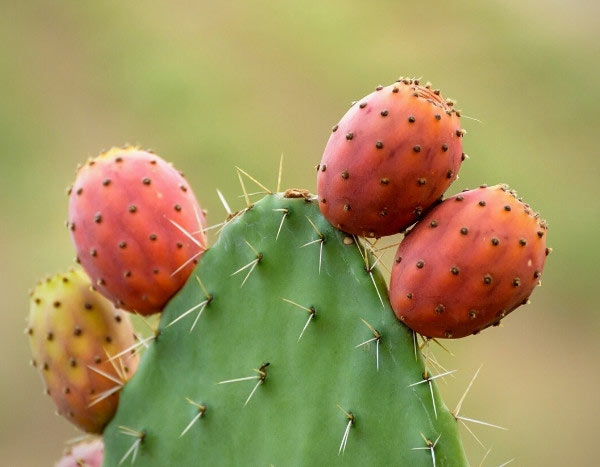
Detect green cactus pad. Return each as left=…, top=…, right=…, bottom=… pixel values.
left=103, top=192, right=467, bottom=466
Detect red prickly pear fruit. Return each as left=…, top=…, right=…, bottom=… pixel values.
left=56, top=438, right=103, bottom=467
left=317, top=80, right=464, bottom=237
left=68, top=147, right=206, bottom=315
left=27, top=269, right=139, bottom=433
left=389, top=184, right=549, bottom=338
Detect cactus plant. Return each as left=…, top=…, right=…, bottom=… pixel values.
left=68, top=147, right=206, bottom=315
left=317, top=79, right=464, bottom=237
left=102, top=191, right=468, bottom=465
left=27, top=76, right=552, bottom=466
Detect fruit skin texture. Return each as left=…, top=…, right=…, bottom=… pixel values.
left=103, top=193, right=467, bottom=466
left=56, top=438, right=103, bottom=467
left=68, top=147, right=206, bottom=315
left=27, top=268, right=139, bottom=433
left=317, top=80, right=464, bottom=237
left=389, top=185, right=548, bottom=338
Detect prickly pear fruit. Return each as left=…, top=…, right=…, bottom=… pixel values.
left=56, top=438, right=103, bottom=467
left=68, top=147, right=206, bottom=315
left=27, top=268, right=139, bottom=433
left=317, top=79, right=465, bottom=237
left=389, top=184, right=549, bottom=338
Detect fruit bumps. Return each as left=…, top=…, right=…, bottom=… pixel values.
left=389, top=185, right=549, bottom=338
left=317, top=79, right=465, bottom=237
left=27, top=268, right=138, bottom=433
left=68, top=147, right=206, bottom=315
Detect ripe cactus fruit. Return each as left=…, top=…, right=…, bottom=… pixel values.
left=68, top=147, right=206, bottom=315
left=56, top=438, right=103, bottom=467
left=317, top=79, right=464, bottom=237
left=27, top=268, right=139, bottom=433
left=389, top=185, right=549, bottom=338
left=103, top=193, right=467, bottom=466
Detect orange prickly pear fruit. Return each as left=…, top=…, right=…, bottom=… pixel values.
left=317, top=79, right=465, bottom=237
left=389, top=185, right=549, bottom=338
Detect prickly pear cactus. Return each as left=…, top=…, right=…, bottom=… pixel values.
left=103, top=192, right=467, bottom=466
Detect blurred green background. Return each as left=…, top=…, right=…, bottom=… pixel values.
left=1, top=0, right=598, bottom=465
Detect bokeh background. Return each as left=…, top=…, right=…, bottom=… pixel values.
left=2, top=0, right=598, bottom=465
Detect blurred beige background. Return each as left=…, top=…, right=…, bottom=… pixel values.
left=1, top=0, right=598, bottom=465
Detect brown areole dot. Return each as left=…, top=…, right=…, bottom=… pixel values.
left=435, top=114, right=441, bottom=120
left=456, top=195, right=464, bottom=201
left=380, top=109, right=388, bottom=116
left=479, top=201, right=486, bottom=207
left=376, top=85, right=383, bottom=91
left=73, top=326, right=82, bottom=336
left=332, top=124, right=338, bottom=132
left=102, top=179, right=111, bottom=186
left=343, top=204, right=351, bottom=211
left=90, top=248, right=97, bottom=257
left=321, top=164, right=327, bottom=172
left=451, top=266, right=460, bottom=275
left=46, top=332, right=54, bottom=341
left=417, top=178, right=426, bottom=186
left=537, top=231, right=544, bottom=238
left=94, top=213, right=102, bottom=223
left=444, top=331, right=453, bottom=338
left=174, top=204, right=182, bottom=212
left=406, top=293, right=413, bottom=299
left=380, top=178, right=389, bottom=185
left=142, top=177, right=151, bottom=185
left=460, top=227, right=469, bottom=235
left=129, top=205, right=137, bottom=213
left=416, top=260, right=425, bottom=269
left=376, top=141, right=384, bottom=149
left=346, top=132, right=354, bottom=140
left=180, top=184, right=188, bottom=192
left=504, top=205, right=512, bottom=211
left=491, top=238, right=499, bottom=246
left=441, top=144, right=448, bottom=152
left=446, top=170, right=454, bottom=179
left=483, top=274, right=492, bottom=285
left=341, top=171, right=349, bottom=179
left=392, top=87, right=399, bottom=93
left=176, top=242, right=183, bottom=249
left=430, top=220, right=438, bottom=228
left=76, top=188, right=83, bottom=195
left=53, top=301, right=61, bottom=308
left=435, top=305, right=445, bottom=314
left=468, top=310, right=477, bottom=319
left=408, top=115, right=415, bottom=123
left=513, top=278, right=521, bottom=287
left=519, top=238, right=527, bottom=246
left=84, top=302, right=93, bottom=310
left=124, top=271, right=132, bottom=278
left=359, top=102, right=367, bottom=109
left=413, top=145, right=421, bottom=153
left=149, top=233, right=157, bottom=241
left=119, top=241, right=127, bottom=249
left=395, top=256, right=402, bottom=263
left=545, top=247, right=552, bottom=256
